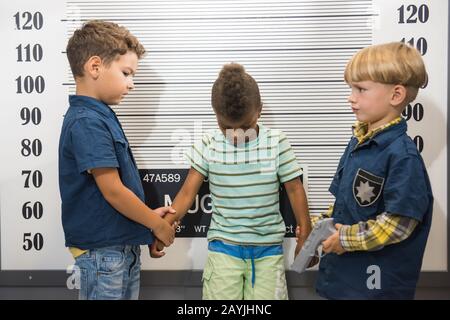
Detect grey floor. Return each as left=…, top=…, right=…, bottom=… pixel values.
left=0, top=286, right=449, bottom=300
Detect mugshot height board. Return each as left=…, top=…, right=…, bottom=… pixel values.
left=0, top=0, right=447, bottom=272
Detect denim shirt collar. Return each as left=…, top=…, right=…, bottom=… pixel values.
left=354, top=118, right=407, bottom=151
left=69, top=95, right=116, bottom=119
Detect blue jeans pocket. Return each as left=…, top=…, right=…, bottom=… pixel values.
left=96, top=247, right=127, bottom=299
left=99, top=248, right=126, bottom=274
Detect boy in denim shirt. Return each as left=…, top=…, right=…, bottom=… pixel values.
left=59, top=21, right=176, bottom=300
left=299, top=42, right=433, bottom=299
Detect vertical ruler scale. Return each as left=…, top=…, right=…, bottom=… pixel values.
left=0, top=0, right=70, bottom=270
left=373, top=0, right=448, bottom=271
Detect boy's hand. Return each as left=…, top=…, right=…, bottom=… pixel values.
left=149, top=240, right=165, bottom=258
left=153, top=206, right=176, bottom=217
left=294, top=224, right=312, bottom=256
left=153, top=219, right=175, bottom=247
left=150, top=221, right=179, bottom=258
left=322, top=223, right=346, bottom=255
left=295, top=225, right=319, bottom=268
left=294, top=225, right=307, bottom=257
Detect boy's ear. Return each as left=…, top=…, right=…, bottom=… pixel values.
left=390, top=85, right=407, bottom=107
left=83, top=56, right=102, bottom=80
left=257, top=103, right=263, bottom=118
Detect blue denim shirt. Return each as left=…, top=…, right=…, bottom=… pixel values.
left=317, top=119, right=433, bottom=299
left=59, top=95, right=154, bottom=249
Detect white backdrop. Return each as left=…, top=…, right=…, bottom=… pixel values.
left=0, top=0, right=447, bottom=271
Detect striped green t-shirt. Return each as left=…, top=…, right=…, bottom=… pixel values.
left=185, top=123, right=302, bottom=245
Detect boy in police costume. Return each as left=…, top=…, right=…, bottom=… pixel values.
left=300, top=42, right=433, bottom=299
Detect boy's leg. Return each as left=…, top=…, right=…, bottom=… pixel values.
left=123, top=245, right=142, bottom=300
left=75, top=245, right=128, bottom=300
left=243, top=255, right=288, bottom=300
left=202, top=251, right=245, bottom=300
left=74, top=250, right=97, bottom=300
left=95, top=246, right=128, bottom=300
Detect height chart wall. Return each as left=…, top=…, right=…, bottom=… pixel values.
left=0, top=0, right=447, bottom=273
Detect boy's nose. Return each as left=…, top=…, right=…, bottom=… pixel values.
left=347, top=93, right=355, bottom=104
left=128, top=80, right=135, bottom=90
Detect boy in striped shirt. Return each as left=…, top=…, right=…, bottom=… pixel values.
left=151, top=63, right=311, bottom=299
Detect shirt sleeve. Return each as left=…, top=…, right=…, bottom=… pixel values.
left=339, top=213, right=419, bottom=252
left=329, top=141, right=351, bottom=196
left=383, top=154, right=431, bottom=221
left=185, top=133, right=210, bottom=178
left=277, top=131, right=303, bottom=183
left=70, top=117, right=119, bottom=174
left=310, top=204, right=334, bottom=227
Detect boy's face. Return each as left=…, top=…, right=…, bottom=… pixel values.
left=347, top=80, right=400, bottom=130
left=95, top=51, right=138, bottom=105
left=216, top=109, right=260, bottom=146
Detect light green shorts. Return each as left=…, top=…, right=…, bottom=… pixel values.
left=202, top=250, right=288, bottom=300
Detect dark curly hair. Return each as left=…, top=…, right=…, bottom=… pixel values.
left=211, top=63, right=261, bottom=121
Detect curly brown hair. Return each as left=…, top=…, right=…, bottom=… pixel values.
left=66, top=20, right=145, bottom=78
left=211, top=63, right=261, bottom=121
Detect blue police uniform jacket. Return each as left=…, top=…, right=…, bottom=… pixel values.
left=59, top=95, right=154, bottom=249
left=316, top=119, right=433, bottom=300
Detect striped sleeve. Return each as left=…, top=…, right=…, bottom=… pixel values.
left=277, top=131, right=302, bottom=183
left=339, top=213, right=419, bottom=252
left=185, top=133, right=210, bottom=177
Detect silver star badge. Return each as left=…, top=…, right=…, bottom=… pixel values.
left=355, top=181, right=375, bottom=204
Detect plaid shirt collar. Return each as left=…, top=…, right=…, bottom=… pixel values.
left=352, top=117, right=403, bottom=145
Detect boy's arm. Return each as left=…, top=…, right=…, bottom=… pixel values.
left=284, top=177, right=312, bottom=256
left=165, top=167, right=206, bottom=224
left=337, top=213, right=419, bottom=252
left=150, top=167, right=205, bottom=257
left=91, top=167, right=175, bottom=246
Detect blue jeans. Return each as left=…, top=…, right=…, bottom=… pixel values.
left=74, top=245, right=141, bottom=300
